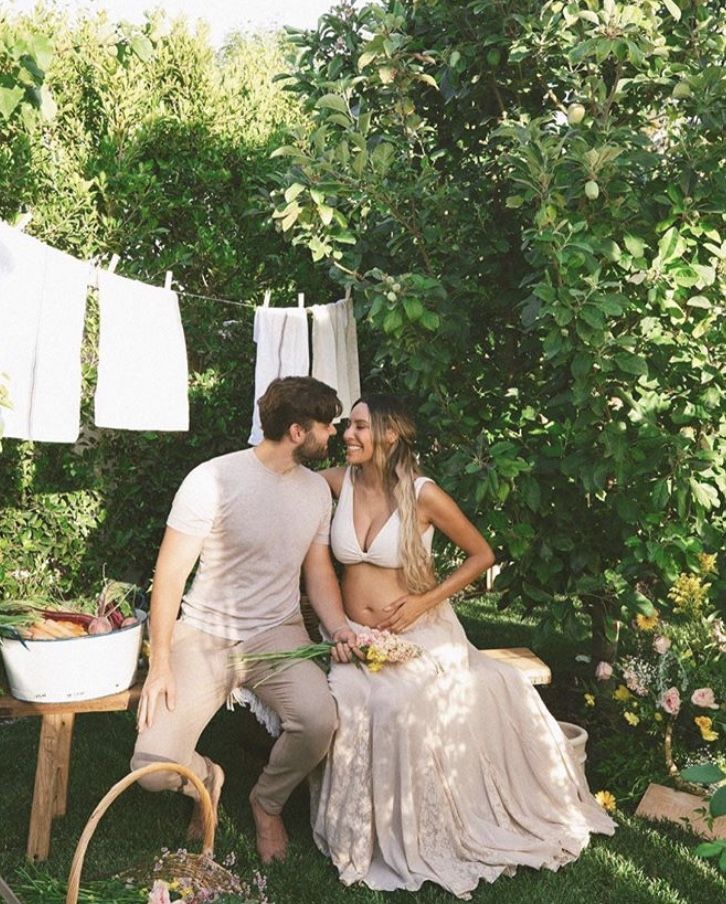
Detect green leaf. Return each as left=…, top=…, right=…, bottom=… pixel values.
left=28, top=33, right=53, bottom=71
left=316, top=94, right=349, bottom=115
left=571, top=353, right=592, bottom=379
left=710, top=786, right=726, bottom=819
left=383, top=308, right=403, bottom=334
left=651, top=479, right=669, bottom=510
left=681, top=764, right=726, bottom=785
left=270, top=145, right=309, bottom=160
left=420, top=310, right=440, bottom=331
left=686, top=295, right=710, bottom=309
left=506, top=195, right=524, bottom=209
left=416, top=73, right=439, bottom=89
left=0, top=86, right=25, bottom=120
left=327, top=113, right=352, bottom=128
left=522, top=478, right=541, bottom=512
left=694, top=842, right=723, bottom=859
left=403, top=297, right=424, bottom=321
left=580, top=305, right=605, bottom=329
left=658, top=227, right=686, bottom=263
left=663, top=0, right=682, bottom=21
left=129, top=33, right=153, bottom=63
left=600, top=295, right=625, bottom=316
left=358, top=50, right=378, bottom=70
left=614, top=352, right=648, bottom=376
left=689, top=478, right=718, bottom=510
left=38, top=84, right=56, bottom=121
left=317, top=204, right=334, bottom=226
left=623, top=234, right=645, bottom=257
left=284, top=183, right=305, bottom=203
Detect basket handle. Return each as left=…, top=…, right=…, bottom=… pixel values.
left=65, top=762, right=215, bottom=904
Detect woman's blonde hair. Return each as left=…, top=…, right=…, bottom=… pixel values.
left=351, top=394, right=435, bottom=594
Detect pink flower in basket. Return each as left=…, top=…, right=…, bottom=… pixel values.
left=148, top=880, right=172, bottom=904
left=652, top=635, right=671, bottom=655
left=595, top=661, right=613, bottom=681
left=691, top=687, right=719, bottom=710
left=659, top=686, right=681, bottom=716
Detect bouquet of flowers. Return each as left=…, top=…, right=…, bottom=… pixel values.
left=588, top=553, right=724, bottom=792
left=233, top=627, right=422, bottom=687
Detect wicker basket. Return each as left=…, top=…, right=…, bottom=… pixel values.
left=65, top=762, right=215, bottom=904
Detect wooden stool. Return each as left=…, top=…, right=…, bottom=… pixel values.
left=0, top=680, right=144, bottom=861
left=479, top=647, right=552, bottom=685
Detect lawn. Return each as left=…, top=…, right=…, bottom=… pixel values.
left=1, top=598, right=723, bottom=904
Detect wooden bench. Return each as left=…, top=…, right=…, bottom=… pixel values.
left=479, top=647, right=552, bottom=685
left=1, top=647, right=550, bottom=862
left=0, top=680, right=144, bottom=861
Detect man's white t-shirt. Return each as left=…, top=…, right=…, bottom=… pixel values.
left=167, top=448, right=331, bottom=641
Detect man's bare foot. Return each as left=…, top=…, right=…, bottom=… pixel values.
left=249, top=791, right=289, bottom=863
left=187, top=761, right=225, bottom=845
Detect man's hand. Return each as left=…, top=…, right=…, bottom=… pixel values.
left=376, top=593, right=431, bottom=634
left=330, top=626, right=363, bottom=663
left=137, top=663, right=176, bottom=731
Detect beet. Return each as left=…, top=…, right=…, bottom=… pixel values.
left=87, top=616, right=113, bottom=635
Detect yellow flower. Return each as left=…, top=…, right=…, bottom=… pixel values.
left=635, top=611, right=659, bottom=631
left=584, top=693, right=596, bottom=708
left=613, top=684, right=632, bottom=702
left=654, top=712, right=663, bottom=722
left=668, top=573, right=710, bottom=614
left=624, top=711, right=640, bottom=726
left=698, top=552, right=717, bottom=575
left=695, top=716, right=719, bottom=742
left=595, top=790, right=617, bottom=813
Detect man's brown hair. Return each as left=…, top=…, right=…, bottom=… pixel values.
left=258, top=377, right=342, bottom=440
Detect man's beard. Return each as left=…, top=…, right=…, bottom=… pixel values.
left=293, top=434, right=329, bottom=463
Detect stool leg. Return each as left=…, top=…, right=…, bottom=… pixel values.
left=52, top=712, right=75, bottom=818
left=27, top=713, right=71, bottom=860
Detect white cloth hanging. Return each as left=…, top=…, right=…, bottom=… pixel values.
left=0, top=222, right=89, bottom=443
left=94, top=269, right=189, bottom=431
left=248, top=305, right=309, bottom=445
left=311, top=296, right=360, bottom=419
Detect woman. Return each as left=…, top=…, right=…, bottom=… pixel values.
left=311, top=394, right=615, bottom=899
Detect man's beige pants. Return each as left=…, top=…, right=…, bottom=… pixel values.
left=131, top=614, right=337, bottom=814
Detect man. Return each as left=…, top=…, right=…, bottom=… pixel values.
left=131, top=376, right=358, bottom=863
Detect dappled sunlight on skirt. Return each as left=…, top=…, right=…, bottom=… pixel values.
left=310, top=601, right=615, bottom=899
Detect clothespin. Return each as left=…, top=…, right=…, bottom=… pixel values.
left=15, top=211, right=33, bottom=232
left=297, top=292, right=305, bottom=309
left=108, top=253, right=120, bottom=274
left=344, top=285, right=352, bottom=301
left=263, top=289, right=272, bottom=307
left=164, top=270, right=173, bottom=291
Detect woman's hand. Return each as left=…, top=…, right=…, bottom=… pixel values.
left=377, top=593, right=433, bottom=633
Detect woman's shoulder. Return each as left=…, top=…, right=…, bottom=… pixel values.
left=319, top=466, right=347, bottom=498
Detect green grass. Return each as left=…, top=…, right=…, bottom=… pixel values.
left=1, top=597, right=722, bottom=904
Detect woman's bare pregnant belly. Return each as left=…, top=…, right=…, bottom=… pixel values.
left=341, top=562, right=408, bottom=627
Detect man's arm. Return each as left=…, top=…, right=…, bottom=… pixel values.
left=302, top=542, right=358, bottom=663
left=136, top=527, right=204, bottom=731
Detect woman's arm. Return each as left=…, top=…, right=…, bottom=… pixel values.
left=377, top=482, right=495, bottom=633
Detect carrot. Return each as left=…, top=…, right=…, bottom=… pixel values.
left=40, top=609, right=93, bottom=627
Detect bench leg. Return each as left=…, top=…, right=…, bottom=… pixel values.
left=27, top=713, right=75, bottom=861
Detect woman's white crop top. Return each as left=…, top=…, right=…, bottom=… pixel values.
left=330, top=468, right=434, bottom=569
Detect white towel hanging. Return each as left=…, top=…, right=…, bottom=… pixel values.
left=0, top=222, right=89, bottom=443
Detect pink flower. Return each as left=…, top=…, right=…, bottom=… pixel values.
left=659, top=687, right=681, bottom=716
left=595, top=661, right=613, bottom=681
left=652, top=635, right=671, bottom=655
left=148, top=880, right=172, bottom=904
left=691, top=687, right=719, bottom=710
